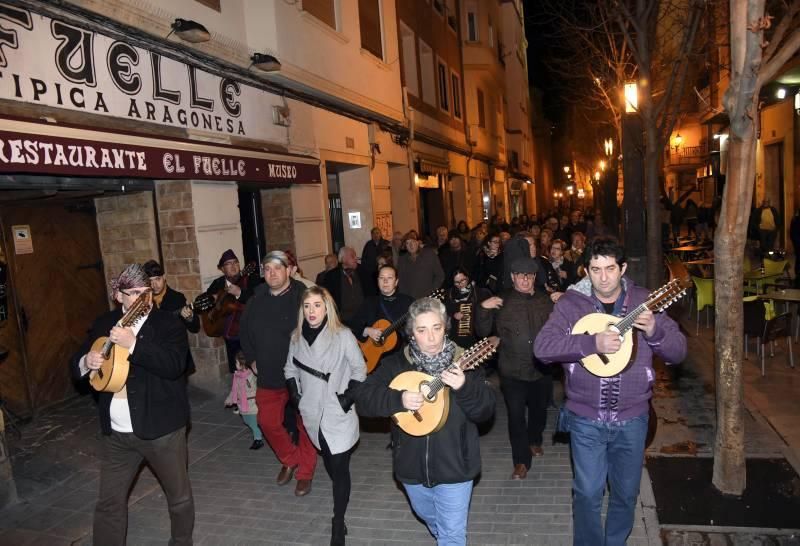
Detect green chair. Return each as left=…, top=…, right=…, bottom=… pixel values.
left=692, top=275, right=714, bottom=335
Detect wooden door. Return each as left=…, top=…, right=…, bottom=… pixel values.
left=0, top=200, right=108, bottom=415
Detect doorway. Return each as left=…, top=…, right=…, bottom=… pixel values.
left=764, top=143, right=785, bottom=247
left=0, top=198, right=108, bottom=416
left=238, top=189, right=266, bottom=266
left=326, top=173, right=345, bottom=254
left=420, top=185, right=445, bottom=238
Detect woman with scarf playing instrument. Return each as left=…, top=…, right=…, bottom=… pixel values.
left=351, top=297, right=495, bottom=545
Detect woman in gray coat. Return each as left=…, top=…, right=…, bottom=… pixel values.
left=285, top=286, right=366, bottom=546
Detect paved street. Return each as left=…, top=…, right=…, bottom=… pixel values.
left=1, top=310, right=799, bottom=545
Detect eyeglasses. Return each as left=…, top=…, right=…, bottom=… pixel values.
left=120, top=288, right=152, bottom=297
left=454, top=277, right=469, bottom=286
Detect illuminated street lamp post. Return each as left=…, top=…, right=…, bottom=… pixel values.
left=622, top=81, right=646, bottom=285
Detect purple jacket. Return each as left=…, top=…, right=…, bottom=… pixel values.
left=534, top=276, right=687, bottom=422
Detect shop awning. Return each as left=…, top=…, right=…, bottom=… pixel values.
left=0, top=117, right=321, bottom=185
left=415, top=154, right=450, bottom=176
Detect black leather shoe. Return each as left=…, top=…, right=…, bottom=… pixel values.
left=249, top=439, right=264, bottom=450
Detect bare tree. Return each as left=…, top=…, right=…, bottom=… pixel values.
left=714, top=0, right=800, bottom=495
left=611, top=0, right=706, bottom=289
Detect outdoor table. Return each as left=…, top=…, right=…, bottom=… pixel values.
left=684, top=258, right=714, bottom=278
left=759, top=289, right=800, bottom=341
left=669, top=244, right=712, bottom=261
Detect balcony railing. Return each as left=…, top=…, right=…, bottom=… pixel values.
left=665, top=143, right=708, bottom=166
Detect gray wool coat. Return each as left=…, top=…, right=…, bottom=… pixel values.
left=284, top=324, right=367, bottom=455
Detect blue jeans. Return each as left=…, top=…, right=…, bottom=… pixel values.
left=403, top=481, right=473, bottom=545
left=567, top=411, right=648, bottom=546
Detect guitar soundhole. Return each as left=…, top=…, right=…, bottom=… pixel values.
left=419, top=381, right=436, bottom=402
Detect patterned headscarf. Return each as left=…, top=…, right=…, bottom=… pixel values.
left=110, top=263, right=151, bottom=297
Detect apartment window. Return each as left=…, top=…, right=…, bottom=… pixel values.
left=450, top=72, right=462, bottom=119
left=437, top=61, right=449, bottom=112
left=477, top=88, right=486, bottom=128
left=303, top=0, right=336, bottom=29
left=419, top=39, right=437, bottom=107
left=446, top=0, right=457, bottom=31
left=399, top=22, right=418, bottom=97
left=359, top=0, right=383, bottom=60
left=466, top=2, right=478, bottom=41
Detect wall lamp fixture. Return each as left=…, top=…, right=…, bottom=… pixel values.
left=167, top=18, right=211, bottom=43
left=250, top=53, right=282, bottom=72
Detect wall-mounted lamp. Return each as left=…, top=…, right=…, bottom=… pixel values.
left=672, top=133, right=683, bottom=153
left=776, top=88, right=787, bottom=100
left=250, top=52, right=282, bottom=72
left=795, top=91, right=800, bottom=115
left=594, top=171, right=601, bottom=181
left=168, top=18, right=211, bottom=43
left=577, top=188, right=585, bottom=199
left=563, top=165, right=570, bottom=174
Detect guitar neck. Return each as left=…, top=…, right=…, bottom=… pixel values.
left=381, top=310, right=410, bottom=338
left=613, top=303, right=649, bottom=335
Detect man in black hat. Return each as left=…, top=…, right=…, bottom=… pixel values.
left=144, top=260, right=200, bottom=375
left=205, top=249, right=261, bottom=373
left=476, top=256, right=553, bottom=480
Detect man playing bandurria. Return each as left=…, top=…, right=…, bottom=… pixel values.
left=71, top=263, right=193, bottom=545
left=534, top=237, right=686, bottom=545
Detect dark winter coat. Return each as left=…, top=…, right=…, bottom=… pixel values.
left=70, top=308, right=190, bottom=439
left=352, top=346, right=495, bottom=486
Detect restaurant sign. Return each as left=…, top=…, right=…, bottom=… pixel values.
left=0, top=3, right=286, bottom=142
left=0, top=128, right=320, bottom=184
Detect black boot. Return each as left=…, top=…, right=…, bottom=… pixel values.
left=331, top=517, right=347, bottom=546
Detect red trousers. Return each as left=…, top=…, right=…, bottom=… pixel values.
left=255, top=387, right=317, bottom=480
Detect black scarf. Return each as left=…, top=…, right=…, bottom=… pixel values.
left=302, top=315, right=328, bottom=346
left=408, top=336, right=457, bottom=376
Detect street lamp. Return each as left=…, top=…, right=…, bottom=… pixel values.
left=594, top=171, right=601, bottom=181
left=672, top=133, right=683, bottom=153
left=563, top=165, right=570, bottom=174
left=599, top=160, right=606, bottom=171
left=604, top=138, right=614, bottom=157
left=624, top=82, right=638, bottom=113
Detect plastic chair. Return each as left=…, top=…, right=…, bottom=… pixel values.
left=758, top=312, right=795, bottom=377
left=692, top=275, right=714, bottom=335
left=743, top=297, right=767, bottom=359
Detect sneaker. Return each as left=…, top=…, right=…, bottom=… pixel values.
left=249, top=439, right=264, bottom=450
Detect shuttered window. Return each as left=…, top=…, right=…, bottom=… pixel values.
left=304, top=0, right=336, bottom=29
left=359, top=0, right=383, bottom=60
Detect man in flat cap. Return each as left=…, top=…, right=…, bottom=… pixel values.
left=71, top=264, right=193, bottom=545
left=205, top=249, right=261, bottom=373
left=239, top=250, right=317, bottom=497
left=476, top=255, right=554, bottom=480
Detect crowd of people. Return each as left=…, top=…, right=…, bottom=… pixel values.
left=69, top=208, right=687, bottom=546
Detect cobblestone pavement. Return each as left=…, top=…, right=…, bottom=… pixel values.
left=0, top=376, right=658, bottom=546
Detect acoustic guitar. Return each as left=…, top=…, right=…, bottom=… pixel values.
left=359, top=289, right=445, bottom=373
left=200, top=262, right=258, bottom=337
left=89, top=292, right=151, bottom=393
left=572, top=276, right=691, bottom=378
left=389, top=336, right=499, bottom=436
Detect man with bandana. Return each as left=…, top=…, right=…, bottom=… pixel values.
left=71, top=264, right=193, bottom=545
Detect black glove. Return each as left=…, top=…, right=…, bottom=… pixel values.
left=337, top=379, right=362, bottom=412
left=286, top=378, right=301, bottom=409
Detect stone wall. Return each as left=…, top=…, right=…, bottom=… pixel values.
left=95, top=192, right=160, bottom=300
left=261, top=188, right=296, bottom=253
left=155, top=181, right=227, bottom=389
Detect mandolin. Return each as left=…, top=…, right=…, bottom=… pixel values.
left=89, top=292, right=151, bottom=393
left=573, top=276, right=691, bottom=378
left=389, top=336, right=499, bottom=436
left=359, top=289, right=445, bottom=373
left=199, top=261, right=258, bottom=338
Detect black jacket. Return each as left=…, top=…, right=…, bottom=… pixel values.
left=239, top=280, right=305, bottom=389
left=352, top=347, right=495, bottom=486
left=205, top=270, right=261, bottom=304
left=351, top=292, right=414, bottom=344
left=476, top=289, right=552, bottom=382
left=70, top=308, right=190, bottom=440
left=158, top=286, right=200, bottom=374
left=321, top=265, right=368, bottom=323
